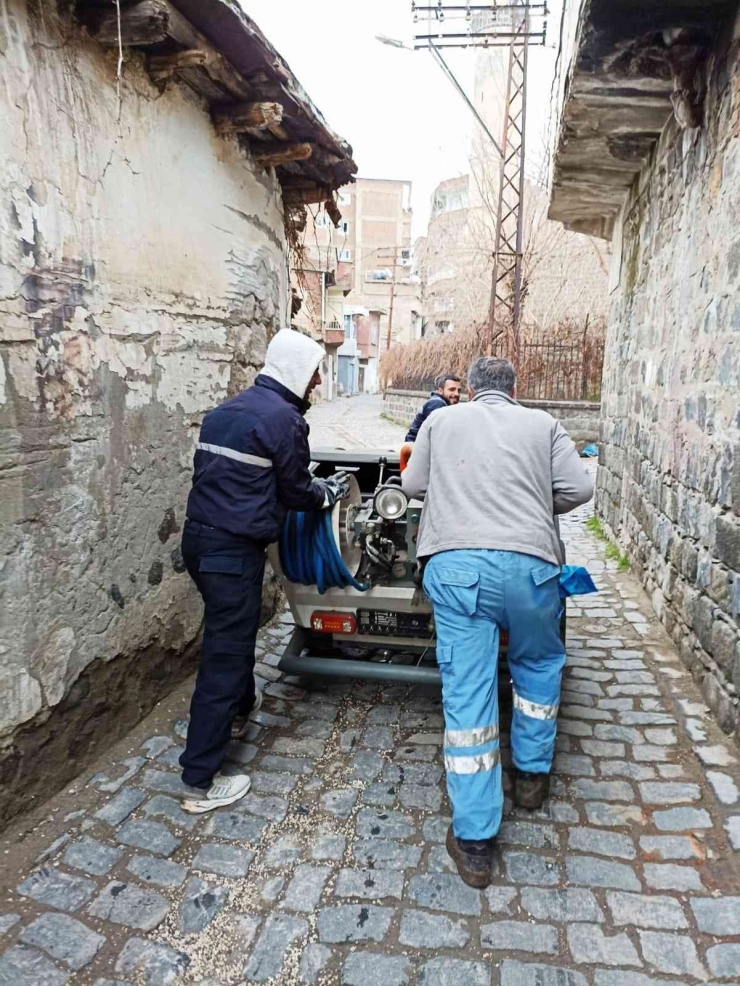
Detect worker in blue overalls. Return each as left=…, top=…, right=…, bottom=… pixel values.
left=403, top=357, right=593, bottom=887
left=180, top=329, right=349, bottom=814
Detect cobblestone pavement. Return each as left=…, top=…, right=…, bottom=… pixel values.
left=2, top=396, right=740, bottom=985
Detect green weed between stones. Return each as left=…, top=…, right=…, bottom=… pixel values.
left=585, top=516, right=630, bottom=571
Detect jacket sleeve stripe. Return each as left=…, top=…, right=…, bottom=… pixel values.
left=196, top=442, right=272, bottom=469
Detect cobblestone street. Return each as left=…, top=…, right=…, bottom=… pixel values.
left=2, top=396, right=740, bottom=986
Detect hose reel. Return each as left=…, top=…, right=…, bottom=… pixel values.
left=278, top=475, right=369, bottom=593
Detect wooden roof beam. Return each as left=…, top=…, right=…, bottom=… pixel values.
left=81, top=0, right=251, bottom=101
left=213, top=101, right=285, bottom=137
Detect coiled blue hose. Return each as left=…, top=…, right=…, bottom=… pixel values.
left=279, top=508, right=369, bottom=594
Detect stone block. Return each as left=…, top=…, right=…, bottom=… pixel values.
left=418, top=957, right=491, bottom=986
left=567, top=923, right=641, bottom=967
left=334, top=868, right=404, bottom=900
left=299, top=943, right=332, bottom=984
left=520, top=886, right=604, bottom=923
left=399, top=910, right=469, bottom=948
left=115, top=936, right=189, bottom=984
left=567, top=827, right=636, bottom=860
left=0, top=946, right=69, bottom=986
left=243, top=914, right=308, bottom=983
left=606, top=890, right=688, bottom=929
left=94, top=788, right=146, bottom=827
left=480, top=920, right=557, bottom=954
left=500, top=961, right=587, bottom=986
left=356, top=808, right=415, bottom=839
left=643, top=862, right=702, bottom=891
left=178, top=877, right=229, bottom=934
left=19, top=912, right=105, bottom=970
left=565, top=855, right=641, bottom=891
left=690, top=896, right=740, bottom=935
left=116, top=819, right=180, bottom=857
left=352, top=840, right=422, bottom=870
left=317, top=905, right=393, bottom=943
left=62, top=837, right=123, bottom=876
left=281, top=865, right=332, bottom=912
left=706, top=943, right=740, bottom=978
left=204, top=811, right=267, bottom=843
left=17, top=866, right=96, bottom=913
left=503, top=852, right=560, bottom=886
left=407, top=874, right=481, bottom=915
left=342, top=953, right=413, bottom=986
left=88, top=882, right=170, bottom=931
left=192, top=843, right=254, bottom=879
left=126, top=855, right=189, bottom=888
left=638, top=930, right=706, bottom=979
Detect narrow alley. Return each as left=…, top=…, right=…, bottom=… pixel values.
left=1, top=397, right=739, bottom=986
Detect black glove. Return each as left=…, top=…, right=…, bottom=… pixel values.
left=317, top=471, right=351, bottom=507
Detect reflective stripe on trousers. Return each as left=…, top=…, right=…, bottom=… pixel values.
left=424, top=548, right=566, bottom=841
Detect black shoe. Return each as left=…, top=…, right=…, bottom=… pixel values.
left=514, top=769, right=550, bottom=810
left=446, top=825, right=494, bottom=888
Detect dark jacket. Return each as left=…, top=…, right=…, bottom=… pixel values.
left=186, top=374, right=325, bottom=542
left=405, top=392, right=448, bottom=442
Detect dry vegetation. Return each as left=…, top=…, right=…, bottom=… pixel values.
left=380, top=316, right=606, bottom=401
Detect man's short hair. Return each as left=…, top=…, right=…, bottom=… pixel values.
left=467, top=357, right=516, bottom=395
left=435, top=373, right=462, bottom=390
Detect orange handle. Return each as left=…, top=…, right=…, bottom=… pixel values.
left=399, top=442, right=414, bottom=473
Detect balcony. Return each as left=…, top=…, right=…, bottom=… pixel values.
left=322, top=322, right=345, bottom=347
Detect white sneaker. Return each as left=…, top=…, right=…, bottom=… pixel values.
left=230, top=689, right=264, bottom=739
left=182, top=772, right=251, bottom=814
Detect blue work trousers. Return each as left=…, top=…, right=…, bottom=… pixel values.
left=424, top=549, right=565, bottom=841
left=179, top=519, right=265, bottom=788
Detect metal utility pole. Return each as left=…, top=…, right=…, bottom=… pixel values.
left=376, top=247, right=405, bottom=354
left=486, top=6, right=529, bottom=360
left=410, top=1, right=543, bottom=359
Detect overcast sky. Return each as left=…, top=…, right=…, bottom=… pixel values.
left=244, top=0, right=560, bottom=237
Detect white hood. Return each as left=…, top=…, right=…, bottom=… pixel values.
left=261, top=328, right=326, bottom=400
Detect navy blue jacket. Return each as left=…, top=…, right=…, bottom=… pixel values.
left=186, top=375, right=325, bottom=542
left=405, top=392, right=448, bottom=442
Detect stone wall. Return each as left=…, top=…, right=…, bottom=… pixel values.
left=0, top=1, right=287, bottom=824
left=383, top=389, right=601, bottom=447
left=597, top=13, right=740, bottom=740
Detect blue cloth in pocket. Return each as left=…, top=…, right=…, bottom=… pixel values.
left=559, top=565, right=598, bottom=598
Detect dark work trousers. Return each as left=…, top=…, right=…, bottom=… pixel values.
left=179, top=519, right=265, bottom=789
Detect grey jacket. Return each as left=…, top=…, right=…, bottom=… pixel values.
left=401, top=390, right=594, bottom=565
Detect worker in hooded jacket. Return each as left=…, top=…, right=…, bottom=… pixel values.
left=179, top=328, right=349, bottom=814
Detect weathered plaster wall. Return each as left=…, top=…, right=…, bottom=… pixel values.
left=383, top=389, right=600, bottom=447
left=0, top=0, right=287, bottom=823
left=597, top=14, right=740, bottom=738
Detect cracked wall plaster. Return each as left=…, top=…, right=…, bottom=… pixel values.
left=0, top=0, right=288, bottom=811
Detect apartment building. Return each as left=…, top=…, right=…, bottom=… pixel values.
left=339, top=178, right=422, bottom=393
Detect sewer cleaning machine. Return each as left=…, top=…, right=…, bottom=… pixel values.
left=270, top=448, right=567, bottom=686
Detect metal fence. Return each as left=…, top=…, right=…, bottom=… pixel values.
left=396, top=336, right=604, bottom=402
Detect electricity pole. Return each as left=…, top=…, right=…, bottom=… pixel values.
left=408, top=1, right=544, bottom=359
left=376, top=246, right=406, bottom=354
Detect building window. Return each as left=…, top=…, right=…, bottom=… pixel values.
left=340, top=221, right=350, bottom=234
left=343, top=314, right=354, bottom=339
left=401, top=249, right=411, bottom=264
left=339, top=248, right=352, bottom=262
left=365, top=269, right=391, bottom=282
left=338, top=190, right=352, bottom=205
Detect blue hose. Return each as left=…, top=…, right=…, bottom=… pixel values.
left=279, top=508, right=369, bottom=594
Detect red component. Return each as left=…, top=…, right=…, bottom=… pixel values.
left=400, top=443, right=414, bottom=473
left=310, top=611, right=357, bottom=635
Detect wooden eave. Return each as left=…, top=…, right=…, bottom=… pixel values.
left=77, top=0, right=357, bottom=209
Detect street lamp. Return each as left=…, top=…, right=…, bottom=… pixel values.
left=375, top=34, right=503, bottom=157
